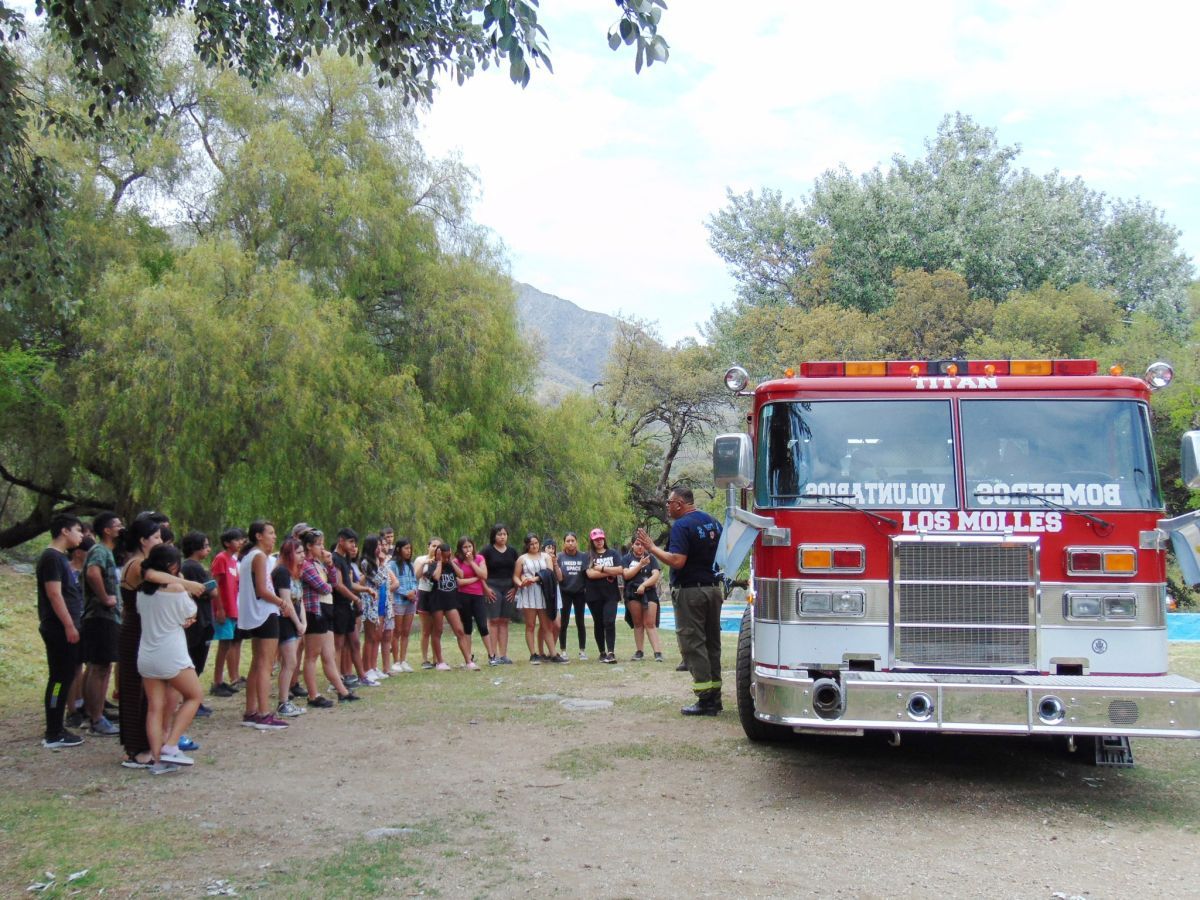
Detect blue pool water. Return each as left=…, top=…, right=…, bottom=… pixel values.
left=619, top=604, right=1200, bottom=641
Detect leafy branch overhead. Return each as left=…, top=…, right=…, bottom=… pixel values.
left=0, top=0, right=670, bottom=293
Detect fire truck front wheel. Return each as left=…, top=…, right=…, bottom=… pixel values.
left=736, top=606, right=794, bottom=742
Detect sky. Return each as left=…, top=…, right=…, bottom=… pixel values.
left=417, top=1, right=1200, bottom=343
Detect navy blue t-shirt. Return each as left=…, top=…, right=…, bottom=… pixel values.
left=666, top=509, right=722, bottom=587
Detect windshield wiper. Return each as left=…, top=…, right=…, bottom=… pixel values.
left=972, top=489, right=1113, bottom=530
left=796, top=493, right=899, bottom=527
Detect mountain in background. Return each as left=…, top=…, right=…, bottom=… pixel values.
left=514, top=281, right=618, bottom=400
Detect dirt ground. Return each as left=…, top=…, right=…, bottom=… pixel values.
left=3, top=642, right=1200, bottom=898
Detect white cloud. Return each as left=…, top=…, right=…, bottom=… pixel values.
left=420, top=1, right=1200, bottom=342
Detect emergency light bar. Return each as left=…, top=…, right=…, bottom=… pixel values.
left=796, top=359, right=1100, bottom=378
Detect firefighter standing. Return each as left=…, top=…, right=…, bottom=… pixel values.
left=635, top=486, right=724, bottom=716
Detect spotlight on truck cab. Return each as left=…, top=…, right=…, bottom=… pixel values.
left=1145, top=362, right=1174, bottom=390
left=724, top=366, right=750, bottom=393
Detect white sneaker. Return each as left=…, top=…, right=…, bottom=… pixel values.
left=466, top=661, right=480, bottom=671
left=160, top=747, right=194, bottom=766
left=579, top=651, right=588, bottom=661
left=398, top=660, right=414, bottom=673
left=370, top=669, right=389, bottom=680
left=359, top=675, right=380, bottom=687
left=389, top=662, right=404, bottom=673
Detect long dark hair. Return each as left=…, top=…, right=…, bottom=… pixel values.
left=360, top=534, right=381, bottom=577
left=119, top=517, right=163, bottom=559
left=392, top=538, right=413, bottom=575
left=455, top=536, right=476, bottom=562
left=140, top=544, right=182, bottom=595
left=241, top=520, right=273, bottom=559
left=522, top=532, right=540, bottom=553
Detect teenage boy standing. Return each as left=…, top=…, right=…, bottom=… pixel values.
left=38, top=514, right=86, bottom=748
left=81, top=512, right=122, bottom=735
left=210, top=527, right=246, bottom=696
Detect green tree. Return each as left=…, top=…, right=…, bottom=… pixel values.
left=1, top=1, right=671, bottom=297
left=601, top=318, right=730, bottom=528
left=967, top=282, right=1123, bottom=359
left=876, top=268, right=993, bottom=359
left=706, top=114, right=1194, bottom=336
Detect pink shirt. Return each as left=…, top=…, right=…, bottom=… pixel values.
left=455, top=554, right=486, bottom=595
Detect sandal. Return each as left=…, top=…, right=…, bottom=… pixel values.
left=121, top=753, right=153, bottom=769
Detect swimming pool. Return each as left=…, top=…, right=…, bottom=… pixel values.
left=610, top=605, right=1200, bottom=641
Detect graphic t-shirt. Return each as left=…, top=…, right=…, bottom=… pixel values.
left=425, top=560, right=458, bottom=606
left=558, top=551, right=587, bottom=594
left=83, top=542, right=120, bottom=623
left=667, top=509, right=723, bottom=587
left=583, top=549, right=622, bottom=604
left=622, top=552, right=660, bottom=602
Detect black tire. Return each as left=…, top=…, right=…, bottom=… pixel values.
left=736, top=605, right=794, bottom=742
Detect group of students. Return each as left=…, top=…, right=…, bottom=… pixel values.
left=35, top=511, right=677, bottom=773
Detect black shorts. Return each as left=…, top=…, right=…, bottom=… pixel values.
left=81, top=617, right=119, bottom=665
left=278, top=615, right=298, bottom=643
left=307, top=607, right=331, bottom=635
left=331, top=600, right=355, bottom=635
left=241, top=614, right=280, bottom=641
left=416, top=589, right=432, bottom=615
left=626, top=591, right=659, bottom=606
left=430, top=590, right=459, bottom=614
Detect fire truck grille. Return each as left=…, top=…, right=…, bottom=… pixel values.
left=892, top=539, right=1037, bottom=670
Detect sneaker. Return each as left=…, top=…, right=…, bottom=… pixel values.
left=104, top=699, right=119, bottom=713
left=231, top=677, right=247, bottom=690
left=654, top=652, right=664, bottom=662
left=421, top=660, right=435, bottom=670
left=435, top=662, right=451, bottom=671
left=148, top=761, right=182, bottom=775
left=160, top=746, right=195, bottom=765
left=65, top=710, right=84, bottom=729
left=194, top=703, right=213, bottom=718
left=499, top=656, right=514, bottom=665
left=277, top=701, right=306, bottom=718
left=43, top=731, right=84, bottom=749
left=89, top=716, right=119, bottom=736
left=488, top=656, right=499, bottom=667
left=211, top=682, right=236, bottom=697
left=255, top=714, right=289, bottom=730
left=241, top=713, right=261, bottom=728
left=178, top=735, right=200, bottom=752
left=676, top=661, right=689, bottom=672
left=375, top=670, right=389, bottom=679
left=359, top=675, right=380, bottom=687
left=466, top=661, right=481, bottom=671
left=556, top=654, right=570, bottom=664
left=338, top=692, right=361, bottom=703
left=308, top=696, right=334, bottom=709
left=579, top=651, right=588, bottom=661
left=398, top=660, right=414, bottom=673
left=289, top=684, right=309, bottom=699
left=632, top=651, right=645, bottom=661
left=602, top=653, right=618, bottom=664
left=343, top=674, right=359, bottom=687
left=530, top=654, right=542, bottom=665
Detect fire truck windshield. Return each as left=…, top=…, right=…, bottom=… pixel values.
left=756, top=400, right=957, bottom=509
left=961, top=399, right=1160, bottom=510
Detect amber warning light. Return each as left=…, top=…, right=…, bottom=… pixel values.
left=794, top=359, right=1100, bottom=377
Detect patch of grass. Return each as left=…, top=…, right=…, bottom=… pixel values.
left=0, top=791, right=206, bottom=896
left=260, top=821, right=446, bottom=898
left=0, top=567, right=47, bottom=708
left=259, top=813, right=520, bottom=899
left=548, top=738, right=719, bottom=779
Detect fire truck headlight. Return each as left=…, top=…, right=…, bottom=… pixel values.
left=831, top=591, right=865, bottom=615
left=724, top=366, right=750, bottom=392
left=1103, top=594, right=1137, bottom=619
left=1068, top=594, right=1103, bottom=619
left=800, top=591, right=832, bottom=614
left=1145, top=361, right=1174, bottom=390
left=800, top=590, right=864, bottom=616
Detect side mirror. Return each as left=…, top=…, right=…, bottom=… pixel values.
left=1183, top=431, right=1200, bottom=489
left=713, top=433, right=754, bottom=489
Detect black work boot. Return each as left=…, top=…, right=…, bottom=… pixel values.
left=681, top=690, right=720, bottom=717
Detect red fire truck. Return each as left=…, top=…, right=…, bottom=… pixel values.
left=713, top=358, right=1200, bottom=764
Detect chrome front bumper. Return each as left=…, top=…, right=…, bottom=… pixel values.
left=753, top=669, right=1200, bottom=738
